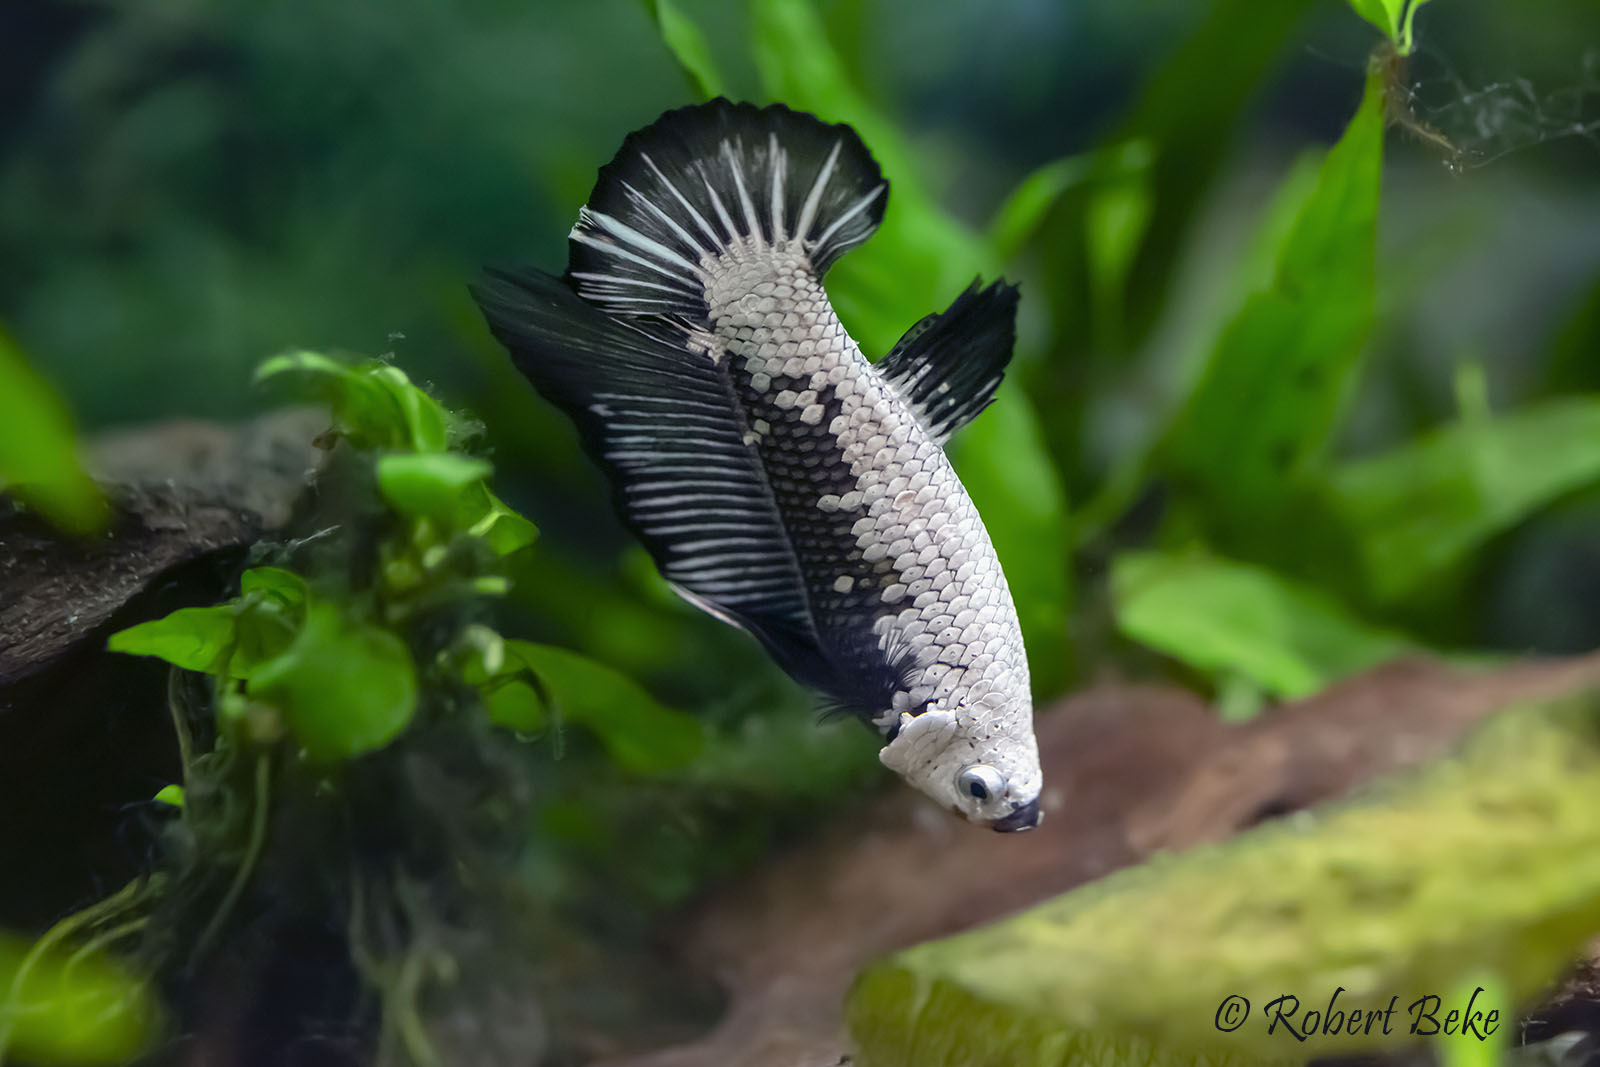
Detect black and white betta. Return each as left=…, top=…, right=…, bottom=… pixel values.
left=472, top=100, right=1042, bottom=831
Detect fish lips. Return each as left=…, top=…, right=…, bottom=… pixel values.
left=990, top=797, right=1041, bottom=833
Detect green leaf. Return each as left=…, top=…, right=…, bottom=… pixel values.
left=483, top=679, right=546, bottom=733
left=152, top=784, right=184, bottom=808
left=368, top=365, right=451, bottom=452
left=108, top=607, right=239, bottom=675
left=641, top=0, right=726, bottom=99
left=1346, top=0, right=1436, bottom=54
left=0, top=327, right=108, bottom=535
left=849, top=691, right=1600, bottom=1065
left=249, top=602, right=418, bottom=762
left=504, top=641, right=703, bottom=773
left=0, top=929, right=162, bottom=1064
left=1160, top=67, right=1384, bottom=554
left=255, top=352, right=450, bottom=452
left=984, top=154, right=1094, bottom=263
left=1086, top=168, right=1155, bottom=351
left=1112, top=551, right=1416, bottom=701
left=465, top=486, right=539, bottom=555
left=1325, top=397, right=1600, bottom=605
left=376, top=453, right=493, bottom=523
left=239, top=566, right=308, bottom=609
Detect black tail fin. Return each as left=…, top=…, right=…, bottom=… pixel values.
left=567, top=99, right=888, bottom=320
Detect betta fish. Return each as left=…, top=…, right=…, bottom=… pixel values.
left=472, top=99, right=1041, bottom=831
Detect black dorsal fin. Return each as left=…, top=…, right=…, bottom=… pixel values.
left=471, top=267, right=846, bottom=692
left=875, top=278, right=1020, bottom=445
left=567, top=99, right=888, bottom=320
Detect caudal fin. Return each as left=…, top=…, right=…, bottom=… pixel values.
left=567, top=99, right=887, bottom=320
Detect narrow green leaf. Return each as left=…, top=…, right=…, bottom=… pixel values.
left=1160, top=68, right=1384, bottom=553
left=1345, top=0, right=1437, bottom=54
left=504, top=640, right=703, bottom=773
left=1325, top=397, right=1600, bottom=605
left=108, top=607, right=239, bottom=675
left=1346, top=0, right=1401, bottom=43
left=376, top=453, right=493, bottom=523
left=641, top=0, right=726, bottom=99
left=0, top=929, right=163, bottom=1064
left=850, top=691, right=1600, bottom=1065
left=250, top=602, right=418, bottom=762
left=1112, top=551, right=1416, bottom=700
left=985, top=154, right=1093, bottom=263
left=1086, top=165, right=1155, bottom=350
left=0, top=327, right=108, bottom=535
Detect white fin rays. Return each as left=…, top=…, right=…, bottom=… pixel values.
left=794, top=139, right=843, bottom=244
left=721, top=139, right=765, bottom=243
left=768, top=133, right=787, bottom=243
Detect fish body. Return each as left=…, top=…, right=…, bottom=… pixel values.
left=472, top=100, right=1041, bottom=831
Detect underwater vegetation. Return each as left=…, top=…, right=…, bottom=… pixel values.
left=2, top=0, right=1599, bottom=1063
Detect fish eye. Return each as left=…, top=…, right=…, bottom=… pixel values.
left=957, top=765, right=1004, bottom=803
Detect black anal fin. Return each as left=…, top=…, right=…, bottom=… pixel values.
left=875, top=278, right=1020, bottom=445
left=471, top=267, right=843, bottom=692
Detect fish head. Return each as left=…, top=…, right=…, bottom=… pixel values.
left=877, top=697, right=1042, bottom=832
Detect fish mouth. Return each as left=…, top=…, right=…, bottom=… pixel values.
left=991, top=798, right=1041, bottom=833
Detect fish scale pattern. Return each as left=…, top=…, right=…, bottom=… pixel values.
left=703, top=239, right=1029, bottom=733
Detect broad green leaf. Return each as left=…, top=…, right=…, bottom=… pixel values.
left=109, top=580, right=302, bottom=681
left=850, top=691, right=1600, bottom=1065
left=1160, top=68, right=1383, bottom=553
left=1346, top=0, right=1436, bottom=54
left=368, top=365, right=451, bottom=452
left=153, top=784, right=184, bottom=808
left=0, top=328, right=108, bottom=535
left=108, top=607, right=239, bottom=675
left=1325, top=397, right=1600, bottom=605
left=641, top=0, right=726, bottom=99
left=255, top=352, right=449, bottom=452
left=1112, top=551, right=1416, bottom=701
left=250, top=602, right=417, bottom=761
left=239, top=566, right=308, bottom=609
left=504, top=640, right=703, bottom=773
left=376, top=453, right=493, bottom=522
left=0, top=929, right=162, bottom=1064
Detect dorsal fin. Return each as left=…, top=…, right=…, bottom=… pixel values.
left=875, top=279, right=1020, bottom=445
left=566, top=99, right=888, bottom=321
